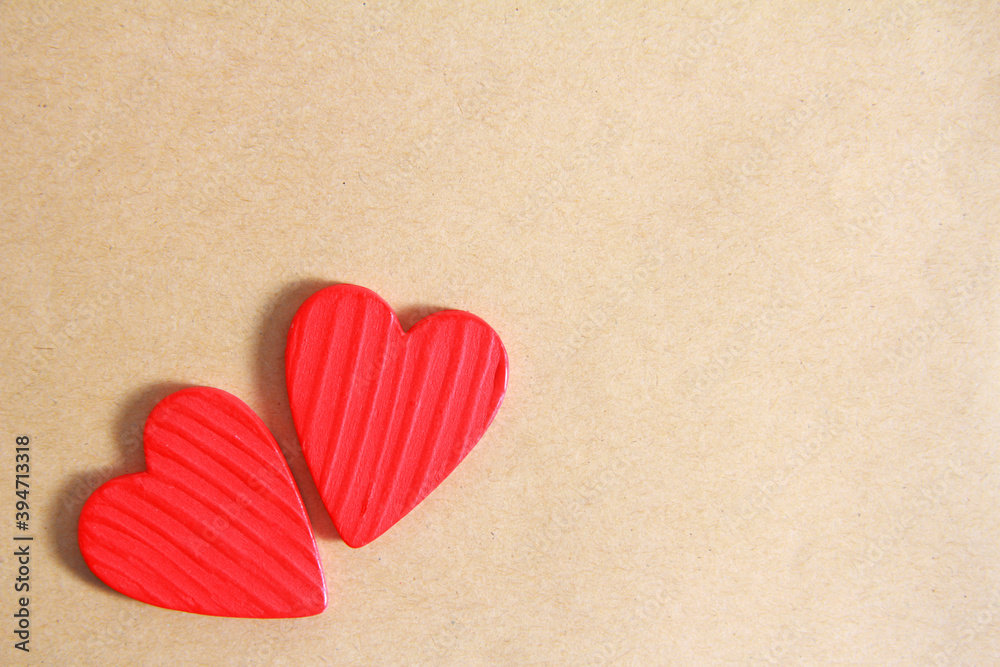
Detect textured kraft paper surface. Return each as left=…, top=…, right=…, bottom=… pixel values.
left=1, top=2, right=998, bottom=665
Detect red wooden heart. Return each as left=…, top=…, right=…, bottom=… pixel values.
left=285, top=285, right=508, bottom=547
left=78, top=387, right=327, bottom=617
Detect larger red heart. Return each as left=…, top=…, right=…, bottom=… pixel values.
left=286, top=285, right=508, bottom=547
left=78, top=387, right=327, bottom=617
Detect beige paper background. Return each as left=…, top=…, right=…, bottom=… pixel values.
left=2, top=1, right=998, bottom=664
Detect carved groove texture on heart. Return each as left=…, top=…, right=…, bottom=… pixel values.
left=286, top=284, right=508, bottom=547
left=77, top=387, right=327, bottom=618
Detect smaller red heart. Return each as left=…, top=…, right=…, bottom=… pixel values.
left=78, top=387, right=327, bottom=618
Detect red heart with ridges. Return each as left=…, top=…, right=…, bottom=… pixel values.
left=78, top=387, right=327, bottom=617
left=285, top=284, right=508, bottom=547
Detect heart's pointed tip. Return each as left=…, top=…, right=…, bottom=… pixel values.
left=284, top=585, right=329, bottom=618
left=341, top=533, right=372, bottom=549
